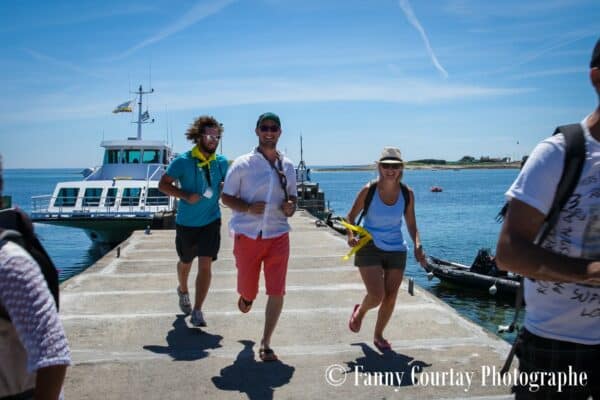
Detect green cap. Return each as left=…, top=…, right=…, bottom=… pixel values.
left=256, top=112, right=281, bottom=128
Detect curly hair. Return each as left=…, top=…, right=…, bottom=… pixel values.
left=185, top=115, right=224, bottom=142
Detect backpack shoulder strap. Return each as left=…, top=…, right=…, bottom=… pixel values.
left=400, top=182, right=410, bottom=215
left=0, top=229, right=25, bottom=321
left=356, top=180, right=378, bottom=226
left=535, top=124, right=586, bottom=244
left=500, top=123, right=585, bottom=375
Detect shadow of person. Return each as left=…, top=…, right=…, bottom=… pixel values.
left=346, top=342, right=431, bottom=387
left=143, top=315, right=223, bottom=361
left=212, top=340, right=295, bottom=400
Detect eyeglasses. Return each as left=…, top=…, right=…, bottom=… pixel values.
left=202, top=134, right=222, bottom=141
left=259, top=125, right=280, bottom=133
left=380, top=163, right=403, bottom=170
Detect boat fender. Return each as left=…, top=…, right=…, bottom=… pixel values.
left=427, top=272, right=434, bottom=281
left=488, top=283, right=498, bottom=295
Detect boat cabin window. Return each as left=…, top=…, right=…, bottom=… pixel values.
left=83, top=188, right=102, bottom=206
left=142, top=149, right=160, bottom=164
left=104, top=149, right=121, bottom=164
left=146, top=188, right=169, bottom=205
left=122, top=188, right=141, bottom=206
left=54, top=188, right=79, bottom=207
left=124, top=149, right=141, bottom=164
left=105, top=188, right=117, bottom=207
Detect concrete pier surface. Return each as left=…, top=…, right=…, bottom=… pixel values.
left=60, top=209, right=514, bottom=399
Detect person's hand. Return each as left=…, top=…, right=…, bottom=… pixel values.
left=415, top=244, right=427, bottom=268
left=248, top=201, right=266, bottom=215
left=584, top=261, right=600, bottom=286
left=281, top=200, right=296, bottom=217
left=347, top=236, right=359, bottom=248
left=185, top=193, right=201, bottom=204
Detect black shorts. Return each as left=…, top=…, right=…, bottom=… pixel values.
left=513, top=328, right=600, bottom=399
left=175, top=219, right=221, bottom=263
left=354, top=241, right=407, bottom=270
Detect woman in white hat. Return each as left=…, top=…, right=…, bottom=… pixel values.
left=345, top=147, right=427, bottom=352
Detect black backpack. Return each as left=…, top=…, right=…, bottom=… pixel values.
left=0, top=208, right=59, bottom=321
left=499, top=123, right=586, bottom=374
left=356, top=179, right=410, bottom=225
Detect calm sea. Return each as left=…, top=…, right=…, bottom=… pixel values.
left=3, top=167, right=521, bottom=341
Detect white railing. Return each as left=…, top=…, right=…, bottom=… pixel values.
left=31, top=194, right=172, bottom=218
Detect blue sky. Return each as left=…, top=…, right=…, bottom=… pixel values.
left=1, top=0, right=599, bottom=168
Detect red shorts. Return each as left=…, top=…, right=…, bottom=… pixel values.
left=233, top=232, right=290, bottom=300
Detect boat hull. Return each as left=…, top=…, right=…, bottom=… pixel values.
left=426, top=256, right=520, bottom=298
left=32, top=213, right=175, bottom=244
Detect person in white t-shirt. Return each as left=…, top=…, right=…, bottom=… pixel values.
left=496, top=38, right=600, bottom=399
left=221, top=112, right=297, bottom=362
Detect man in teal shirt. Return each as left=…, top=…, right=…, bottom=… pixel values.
left=159, top=116, right=228, bottom=327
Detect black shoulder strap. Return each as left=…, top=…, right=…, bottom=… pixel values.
left=356, top=180, right=410, bottom=225
left=500, top=123, right=585, bottom=375
left=0, top=209, right=60, bottom=315
left=400, top=182, right=410, bottom=214
left=356, top=180, right=378, bottom=226
left=534, top=124, right=586, bottom=244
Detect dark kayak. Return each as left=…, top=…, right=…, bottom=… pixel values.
left=426, top=255, right=520, bottom=298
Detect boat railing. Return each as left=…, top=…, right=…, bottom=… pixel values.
left=31, top=194, right=171, bottom=217
left=296, top=198, right=326, bottom=209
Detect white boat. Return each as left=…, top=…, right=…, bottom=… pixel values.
left=31, top=85, right=176, bottom=244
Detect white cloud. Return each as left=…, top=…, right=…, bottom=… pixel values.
left=0, top=77, right=531, bottom=124
left=23, top=48, right=102, bottom=79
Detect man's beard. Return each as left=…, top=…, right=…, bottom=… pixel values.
left=199, top=140, right=217, bottom=155
left=259, top=138, right=277, bottom=149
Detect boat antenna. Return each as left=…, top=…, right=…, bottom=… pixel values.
left=300, top=134, right=304, bottom=164
left=131, top=84, right=154, bottom=140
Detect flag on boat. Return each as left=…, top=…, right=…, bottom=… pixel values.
left=141, top=110, right=150, bottom=121
left=112, top=100, right=134, bottom=113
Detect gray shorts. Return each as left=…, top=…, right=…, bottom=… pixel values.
left=354, top=241, right=407, bottom=270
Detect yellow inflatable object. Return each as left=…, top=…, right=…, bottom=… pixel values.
left=339, top=219, right=372, bottom=261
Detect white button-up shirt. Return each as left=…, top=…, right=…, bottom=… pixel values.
left=223, top=149, right=297, bottom=239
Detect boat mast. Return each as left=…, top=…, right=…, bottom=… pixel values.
left=133, top=84, right=154, bottom=140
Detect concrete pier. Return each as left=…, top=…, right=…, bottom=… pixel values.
left=60, top=209, right=514, bottom=399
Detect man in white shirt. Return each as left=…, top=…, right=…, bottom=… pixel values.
left=496, top=38, right=600, bottom=399
left=222, top=112, right=297, bottom=362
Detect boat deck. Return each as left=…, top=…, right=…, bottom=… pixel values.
left=60, top=208, right=514, bottom=399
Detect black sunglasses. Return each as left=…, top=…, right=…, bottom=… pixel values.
left=380, top=163, right=403, bottom=170
left=259, top=125, right=280, bottom=133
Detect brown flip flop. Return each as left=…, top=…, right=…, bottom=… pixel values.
left=238, top=296, right=253, bottom=313
left=259, top=347, right=278, bottom=362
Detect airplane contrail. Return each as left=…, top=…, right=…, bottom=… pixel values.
left=112, top=0, right=237, bottom=60
left=398, top=0, right=448, bottom=78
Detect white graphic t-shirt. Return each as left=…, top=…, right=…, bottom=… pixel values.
left=506, top=117, right=600, bottom=344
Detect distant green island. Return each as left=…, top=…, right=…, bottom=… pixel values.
left=312, top=157, right=523, bottom=172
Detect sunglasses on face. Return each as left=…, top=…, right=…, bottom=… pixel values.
left=380, top=163, right=403, bottom=170
left=202, top=134, right=222, bottom=141
left=259, top=125, right=280, bottom=133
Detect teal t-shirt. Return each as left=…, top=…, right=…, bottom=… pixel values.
left=166, top=151, right=229, bottom=227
